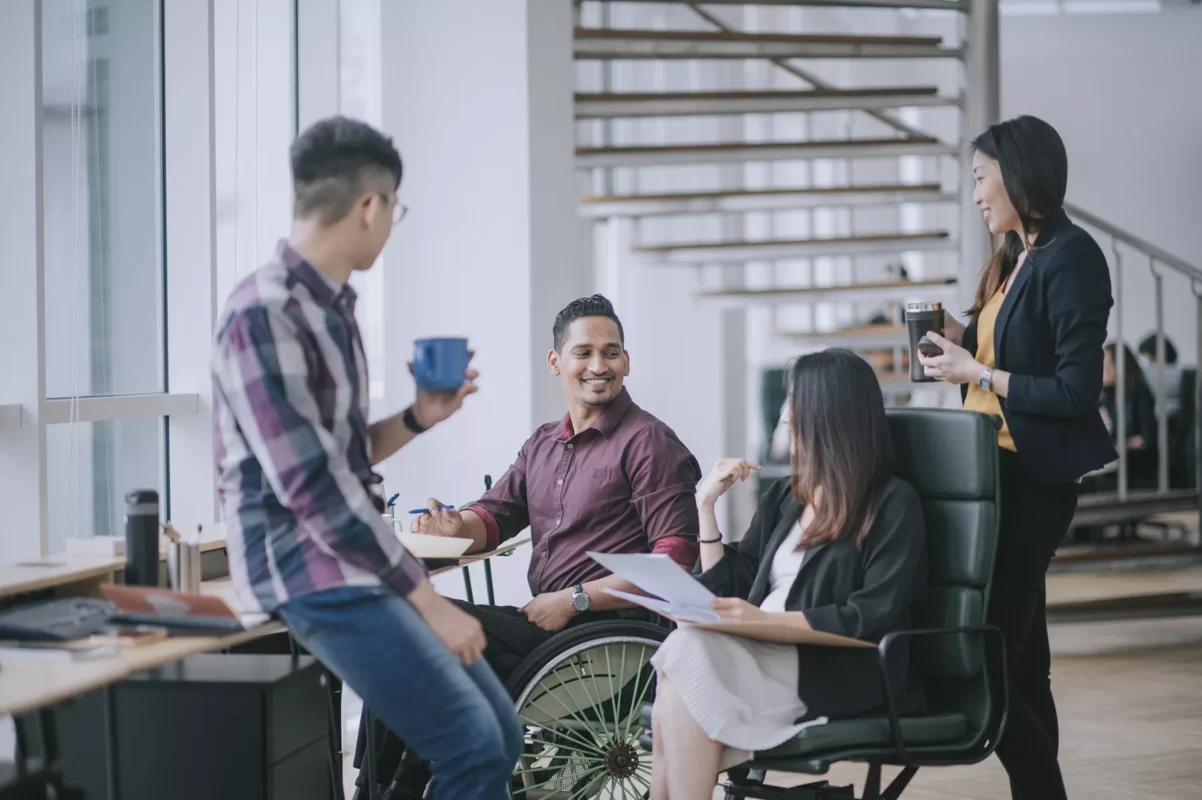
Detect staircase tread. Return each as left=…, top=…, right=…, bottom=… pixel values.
left=582, top=183, right=944, bottom=204
left=637, top=230, right=950, bottom=252
left=784, top=324, right=908, bottom=338
left=578, top=136, right=942, bottom=156
left=698, top=277, right=956, bottom=296
left=576, top=87, right=941, bottom=101
left=574, top=28, right=945, bottom=47
left=1076, top=489, right=1199, bottom=509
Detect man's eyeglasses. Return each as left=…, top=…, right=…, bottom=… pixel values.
left=380, top=194, right=408, bottom=226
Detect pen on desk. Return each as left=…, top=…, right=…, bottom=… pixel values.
left=409, top=505, right=455, bottom=515
left=386, top=493, right=400, bottom=508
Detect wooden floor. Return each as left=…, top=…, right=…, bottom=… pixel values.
left=342, top=567, right=1202, bottom=799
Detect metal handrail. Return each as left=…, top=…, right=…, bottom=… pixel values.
left=1065, top=202, right=1200, bottom=514
left=1065, top=202, right=1202, bottom=282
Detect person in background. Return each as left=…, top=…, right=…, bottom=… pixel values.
left=1137, top=332, right=1182, bottom=418
left=648, top=349, right=928, bottom=800
left=211, top=116, right=521, bottom=800
left=918, top=115, right=1116, bottom=800
left=360, top=294, right=703, bottom=798
left=1102, top=342, right=1159, bottom=489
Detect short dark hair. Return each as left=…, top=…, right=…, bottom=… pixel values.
left=290, top=116, right=403, bottom=225
left=1137, top=332, right=1178, bottom=365
left=1105, top=342, right=1149, bottom=396
left=552, top=294, right=625, bottom=352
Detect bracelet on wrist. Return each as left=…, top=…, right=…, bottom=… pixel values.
left=699, top=536, right=722, bottom=544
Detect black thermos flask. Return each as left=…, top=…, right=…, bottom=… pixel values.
left=124, top=489, right=161, bottom=586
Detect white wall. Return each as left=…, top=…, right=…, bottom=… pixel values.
left=1000, top=9, right=1202, bottom=362
left=377, top=0, right=581, bottom=605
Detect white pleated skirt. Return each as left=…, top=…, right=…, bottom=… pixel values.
left=650, top=625, right=828, bottom=772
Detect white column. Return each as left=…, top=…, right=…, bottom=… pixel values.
left=296, top=0, right=340, bottom=129
left=164, top=0, right=219, bottom=528
left=379, top=0, right=580, bottom=602
left=0, top=0, right=49, bottom=561
left=960, top=0, right=1000, bottom=312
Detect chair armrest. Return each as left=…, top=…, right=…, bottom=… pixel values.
left=872, top=625, right=1009, bottom=766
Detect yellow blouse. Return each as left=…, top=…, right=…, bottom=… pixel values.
left=963, top=289, right=1017, bottom=452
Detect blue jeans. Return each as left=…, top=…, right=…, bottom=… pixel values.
left=278, top=586, right=523, bottom=800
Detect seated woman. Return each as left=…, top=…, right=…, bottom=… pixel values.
left=649, top=348, right=929, bottom=800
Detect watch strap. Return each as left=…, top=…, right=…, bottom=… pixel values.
left=572, top=582, right=590, bottom=612
left=402, top=405, right=427, bottom=435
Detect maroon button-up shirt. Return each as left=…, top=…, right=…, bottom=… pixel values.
left=467, top=389, right=701, bottom=596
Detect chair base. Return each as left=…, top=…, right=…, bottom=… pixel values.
left=723, top=764, right=917, bottom=800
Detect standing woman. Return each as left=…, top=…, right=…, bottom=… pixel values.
left=919, top=115, right=1116, bottom=799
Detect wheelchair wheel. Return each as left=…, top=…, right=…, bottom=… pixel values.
left=505, top=619, right=668, bottom=799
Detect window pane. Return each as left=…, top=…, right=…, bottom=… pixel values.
left=46, top=418, right=165, bottom=555
left=340, top=0, right=385, bottom=401
left=42, top=0, right=164, bottom=399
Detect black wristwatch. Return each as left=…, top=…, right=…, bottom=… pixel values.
left=571, top=583, right=591, bottom=613
left=402, top=405, right=427, bottom=435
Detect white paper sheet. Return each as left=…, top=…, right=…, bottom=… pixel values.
left=603, top=588, right=719, bottom=623
left=588, top=551, right=716, bottom=608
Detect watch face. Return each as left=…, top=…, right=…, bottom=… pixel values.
left=572, top=592, right=590, bottom=612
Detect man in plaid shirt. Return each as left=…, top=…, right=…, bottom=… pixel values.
left=212, top=117, right=521, bottom=799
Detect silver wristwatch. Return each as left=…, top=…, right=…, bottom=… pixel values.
left=979, top=366, right=995, bottom=392
left=571, top=583, right=591, bottom=613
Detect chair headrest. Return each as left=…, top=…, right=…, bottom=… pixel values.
left=887, top=409, right=998, bottom=501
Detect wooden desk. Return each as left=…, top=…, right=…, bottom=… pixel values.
left=0, top=554, right=125, bottom=601
left=0, top=579, right=283, bottom=718
left=438, top=537, right=529, bottom=574
left=0, top=538, right=531, bottom=717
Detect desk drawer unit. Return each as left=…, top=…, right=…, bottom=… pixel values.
left=55, top=654, right=332, bottom=800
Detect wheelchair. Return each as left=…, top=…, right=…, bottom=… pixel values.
left=506, top=618, right=668, bottom=799
left=355, top=615, right=669, bottom=800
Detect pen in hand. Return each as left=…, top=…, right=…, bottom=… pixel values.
left=409, top=505, right=455, bottom=515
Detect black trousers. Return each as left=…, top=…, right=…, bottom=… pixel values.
left=990, top=449, right=1078, bottom=800
left=353, top=601, right=658, bottom=794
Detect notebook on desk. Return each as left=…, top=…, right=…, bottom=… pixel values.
left=100, top=585, right=249, bottom=634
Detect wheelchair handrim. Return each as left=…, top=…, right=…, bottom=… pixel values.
left=511, top=633, right=661, bottom=800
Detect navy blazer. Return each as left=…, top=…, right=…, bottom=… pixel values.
left=698, top=477, right=927, bottom=721
left=962, top=208, right=1118, bottom=486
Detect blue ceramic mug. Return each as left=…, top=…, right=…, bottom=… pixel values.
left=413, top=337, right=470, bottom=392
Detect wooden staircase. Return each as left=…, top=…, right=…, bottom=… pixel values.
left=574, top=28, right=957, bottom=60
left=576, top=0, right=1202, bottom=587
left=636, top=231, right=953, bottom=264
left=694, top=277, right=956, bottom=306
left=576, top=87, right=953, bottom=118
left=580, top=183, right=953, bottom=218
left=576, top=136, right=954, bottom=168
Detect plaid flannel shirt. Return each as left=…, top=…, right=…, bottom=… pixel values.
left=211, top=240, right=427, bottom=614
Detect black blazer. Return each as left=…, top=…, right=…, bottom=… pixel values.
left=698, top=477, right=928, bottom=721
left=962, top=208, right=1118, bottom=486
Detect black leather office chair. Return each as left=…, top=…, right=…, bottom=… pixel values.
left=644, top=408, right=1009, bottom=800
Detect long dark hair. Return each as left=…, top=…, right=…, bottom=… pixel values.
left=967, top=115, right=1068, bottom=319
left=788, top=349, right=895, bottom=549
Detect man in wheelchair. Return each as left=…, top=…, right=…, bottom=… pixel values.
left=354, top=294, right=702, bottom=798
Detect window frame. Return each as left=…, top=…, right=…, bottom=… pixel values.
left=0, top=0, right=300, bottom=560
